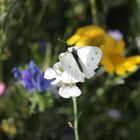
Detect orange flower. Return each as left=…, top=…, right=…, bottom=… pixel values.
left=100, top=36, right=140, bottom=75
left=67, top=25, right=107, bottom=46
left=67, top=25, right=140, bottom=76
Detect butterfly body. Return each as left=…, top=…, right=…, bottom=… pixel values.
left=71, top=48, right=84, bottom=73
left=61, top=46, right=102, bottom=82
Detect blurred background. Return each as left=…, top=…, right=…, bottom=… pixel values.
left=1, top=0, right=140, bottom=139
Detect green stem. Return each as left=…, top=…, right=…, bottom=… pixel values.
left=72, top=97, right=79, bottom=140
left=32, top=1, right=47, bottom=31
left=89, top=0, right=98, bottom=25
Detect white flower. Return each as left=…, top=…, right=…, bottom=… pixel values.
left=44, top=67, right=60, bottom=85
left=59, top=86, right=81, bottom=98
left=44, top=46, right=102, bottom=99
left=53, top=62, right=62, bottom=75
left=44, top=62, right=81, bottom=98
left=44, top=62, right=79, bottom=85
left=44, top=67, right=57, bottom=79
left=61, top=71, right=79, bottom=83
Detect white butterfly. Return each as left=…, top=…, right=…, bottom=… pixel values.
left=60, top=46, right=103, bottom=82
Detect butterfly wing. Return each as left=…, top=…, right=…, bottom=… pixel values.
left=77, top=46, right=102, bottom=79
left=61, top=51, right=85, bottom=82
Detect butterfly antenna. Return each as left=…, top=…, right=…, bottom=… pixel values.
left=57, top=38, right=67, bottom=45
left=57, top=38, right=73, bottom=47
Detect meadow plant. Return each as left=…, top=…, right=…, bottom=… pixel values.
left=67, top=25, right=140, bottom=76
left=1, top=0, right=140, bottom=139
left=44, top=46, right=103, bottom=140
left=12, top=60, right=53, bottom=93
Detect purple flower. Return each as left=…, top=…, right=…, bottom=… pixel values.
left=28, top=60, right=40, bottom=78
left=107, top=108, right=121, bottom=120
left=11, top=68, right=22, bottom=80
left=36, top=73, right=54, bottom=92
left=12, top=60, right=53, bottom=93
left=108, top=30, right=123, bottom=41
left=21, top=70, right=36, bottom=92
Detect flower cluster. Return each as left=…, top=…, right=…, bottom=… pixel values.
left=12, top=60, right=53, bottom=93
left=67, top=25, right=106, bottom=47
left=67, top=25, right=140, bottom=76
left=44, top=46, right=102, bottom=98
left=100, top=36, right=140, bottom=75
left=44, top=61, right=81, bottom=98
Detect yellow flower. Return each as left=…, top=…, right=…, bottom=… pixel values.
left=66, top=25, right=107, bottom=46
left=67, top=25, right=140, bottom=76
left=100, top=36, right=140, bottom=75
left=1, top=119, right=17, bottom=137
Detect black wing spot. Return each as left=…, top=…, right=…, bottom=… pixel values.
left=69, top=65, right=71, bottom=69
left=91, top=57, right=94, bottom=60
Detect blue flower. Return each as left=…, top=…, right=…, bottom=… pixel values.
left=11, top=68, right=22, bottom=80
left=28, top=60, right=40, bottom=78
left=12, top=60, right=53, bottom=93
left=21, top=70, right=36, bottom=92
left=36, top=73, right=53, bottom=92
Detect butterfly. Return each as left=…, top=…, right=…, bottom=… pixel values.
left=60, top=46, right=102, bottom=82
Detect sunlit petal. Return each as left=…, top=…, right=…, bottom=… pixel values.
left=44, top=68, right=57, bottom=79
left=59, top=86, right=71, bottom=98
left=69, top=86, right=81, bottom=97
left=61, top=71, right=79, bottom=83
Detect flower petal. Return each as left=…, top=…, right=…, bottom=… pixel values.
left=59, top=53, right=66, bottom=60
left=76, top=25, right=106, bottom=38
left=108, top=30, right=123, bottom=41
left=59, top=86, right=81, bottom=98
left=116, top=40, right=125, bottom=54
left=51, top=76, right=61, bottom=85
left=44, top=68, right=57, bottom=80
left=21, top=70, right=36, bottom=92
left=28, top=60, right=40, bottom=78
left=53, top=62, right=62, bottom=74
left=101, top=57, right=114, bottom=73
left=69, top=86, right=81, bottom=97
left=0, top=81, right=6, bottom=96
left=11, top=68, right=22, bottom=80
left=66, top=34, right=80, bottom=46
left=59, top=86, right=71, bottom=98
left=61, top=71, right=79, bottom=83
left=115, top=65, right=126, bottom=76
left=37, top=73, right=53, bottom=92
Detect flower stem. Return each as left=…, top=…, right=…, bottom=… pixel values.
left=72, top=97, right=79, bottom=140
left=89, top=0, right=98, bottom=24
